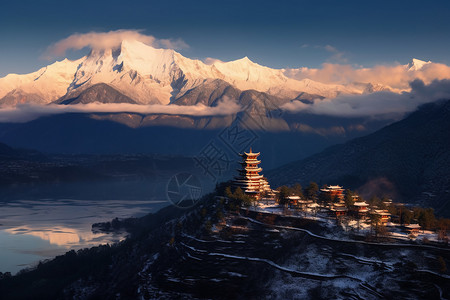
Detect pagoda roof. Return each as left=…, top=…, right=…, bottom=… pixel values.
left=238, top=176, right=262, bottom=180
left=298, top=200, right=313, bottom=204
left=245, top=190, right=259, bottom=194
left=372, top=209, right=391, bottom=216
left=328, top=185, right=343, bottom=189
left=405, top=224, right=421, bottom=229
left=331, top=207, right=348, bottom=212
left=239, top=147, right=260, bottom=157
left=236, top=172, right=263, bottom=176
left=242, top=167, right=262, bottom=171
left=234, top=179, right=262, bottom=183
left=239, top=159, right=261, bottom=163
left=243, top=151, right=260, bottom=156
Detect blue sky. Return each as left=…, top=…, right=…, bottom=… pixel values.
left=1, top=0, right=450, bottom=77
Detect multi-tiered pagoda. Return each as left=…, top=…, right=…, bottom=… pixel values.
left=233, top=148, right=271, bottom=198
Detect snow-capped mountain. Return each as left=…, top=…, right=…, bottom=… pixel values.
left=0, top=58, right=82, bottom=105
left=407, top=58, right=432, bottom=71
left=0, top=40, right=357, bottom=106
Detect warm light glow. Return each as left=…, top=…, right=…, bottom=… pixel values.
left=5, top=226, right=117, bottom=248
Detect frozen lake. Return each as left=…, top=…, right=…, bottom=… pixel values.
left=0, top=198, right=168, bottom=274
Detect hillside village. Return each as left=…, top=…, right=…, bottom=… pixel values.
left=225, top=148, right=450, bottom=245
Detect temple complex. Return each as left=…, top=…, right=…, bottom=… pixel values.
left=320, top=185, right=345, bottom=201
left=233, top=148, right=271, bottom=199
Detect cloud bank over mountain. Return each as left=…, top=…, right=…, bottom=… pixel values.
left=45, top=29, right=188, bottom=58
left=281, top=79, right=450, bottom=117
left=0, top=98, right=241, bottom=123
left=284, top=60, right=450, bottom=91
left=2, top=30, right=450, bottom=124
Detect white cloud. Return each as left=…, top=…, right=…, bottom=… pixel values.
left=0, top=98, right=241, bottom=123
left=281, top=79, right=450, bottom=117
left=44, top=29, right=189, bottom=58
left=300, top=44, right=347, bottom=63
left=284, top=61, right=450, bottom=91
left=324, top=45, right=338, bottom=52
left=203, top=57, right=224, bottom=65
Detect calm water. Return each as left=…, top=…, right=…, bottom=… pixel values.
left=0, top=199, right=168, bottom=274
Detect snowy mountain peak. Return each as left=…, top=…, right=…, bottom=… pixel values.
left=0, top=38, right=369, bottom=106
left=118, top=40, right=178, bottom=77
left=407, top=58, right=431, bottom=71
left=235, top=56, right=252, bottom=63
left=0, top=57, right=83, bottom=104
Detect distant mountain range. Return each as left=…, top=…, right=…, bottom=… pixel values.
left=0, top=40, right=393, bottom=106
left=267, top=99, right=450, bottom=217
left=0, top=40, right=429, bottom=132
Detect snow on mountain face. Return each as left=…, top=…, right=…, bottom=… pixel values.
left=57, top=40, right=227, bottom=105
left=213, top=57, right=285, bottom=88
left=0, top=39, right=414, bottom=106
left=63, top=40, right=183, bottom=105
left=0, top=58, right=82, bottom=105
left=407, top=58, right=432, bottom=71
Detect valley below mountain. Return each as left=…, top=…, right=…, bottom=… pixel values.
left=0, top=111, right=391, bottom=169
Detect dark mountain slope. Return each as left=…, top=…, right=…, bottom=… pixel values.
left=172, top=79, right=241, bottom=106
left=0, top=141, right=45, bottom=161
left=266, top=99, right=450, bottom=216
left=0, top=142, right=21, bottom=157
left=54, top=83, right=137, bottom=105
left=0, top=113, right=361, bottom=169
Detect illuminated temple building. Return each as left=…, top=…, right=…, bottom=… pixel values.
left=233, top=148, right=271, bottom=198
left=320, top=185, right=345, bottom=201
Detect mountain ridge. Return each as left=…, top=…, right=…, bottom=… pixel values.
left=54, top=83, right=138, bottom=105
left=0, top=39, right=415, bottom=107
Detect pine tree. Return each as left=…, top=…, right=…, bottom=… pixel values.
left=305, top=182, right=319, bottom=201
left=344, top=189, right=355, bottom=209
left=278, top=185, right=291, bottom=206
left=292, top=183, right=304, bottom=198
